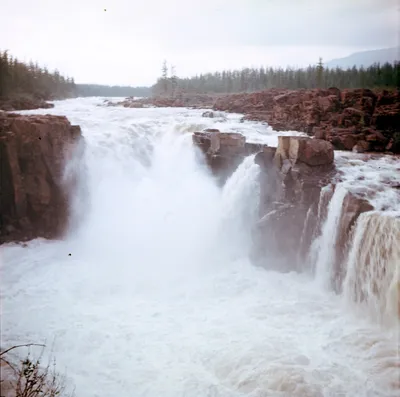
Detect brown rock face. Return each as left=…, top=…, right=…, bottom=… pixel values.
left=212, top=88, right=400, bottom=153
left=274, top=136, right=334, bottom=167
left=332, top=191, right=374, bottom=292
left=193, top=132, right=336, bottom=271
left=192, top=129, right=267, bottom=183
left=251, top=136, right=335, bottom=270
left=0, top=113, right=84, bottom=244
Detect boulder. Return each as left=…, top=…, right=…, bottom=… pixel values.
left=0, top=113, right=84, bottom=244
left=274, top=136, right=334, bottom=167
left=331, top=133, right=359, bottom=151
left=352, top=140, right=370, bottom=153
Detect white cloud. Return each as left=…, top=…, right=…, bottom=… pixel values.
left=1, top=0, right=398, bottom=85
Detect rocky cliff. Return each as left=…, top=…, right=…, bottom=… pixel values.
left=192, top=128, right=266, bottom=184
left=0, top=112, right=84, bottom=244
left=192, top=131, right=376, bottom=284
left=213, top=88, right=400, bottom=153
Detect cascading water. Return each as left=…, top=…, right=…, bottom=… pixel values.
left=311, top=184, right=348, bottom=287
left=343, top=211, right=400, bottom=326
left=219, top=155, right=260, bottom=259
left=1, top=98, right=399, bottom=397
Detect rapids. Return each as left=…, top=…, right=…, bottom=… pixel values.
left=1, top=98, right=399, bottom=397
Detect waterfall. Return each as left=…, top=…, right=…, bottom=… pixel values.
left=3, top=98, right=399, bottom=397
left=343, top=211, right=400, bottom=326
left=316, top=184, right=334, bottom=230
left=219, top=155, right=260, bottom=259
left=312, top=185, right=348, bottom=287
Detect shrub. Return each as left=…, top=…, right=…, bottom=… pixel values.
left=0, top=344, right=74, bottom=397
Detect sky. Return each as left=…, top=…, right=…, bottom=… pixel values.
left=1, top=0, right=399, bottom=86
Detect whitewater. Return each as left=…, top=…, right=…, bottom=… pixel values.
left=1, top=98, right=399, bottom=397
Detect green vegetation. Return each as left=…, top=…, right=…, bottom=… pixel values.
left=75, top=84, right=151, bottom=97
left=153, top=60, right=400, bottom=95
left=0, top=50, right=150, bottom=102
left=0, top=50, right=75, bottom=101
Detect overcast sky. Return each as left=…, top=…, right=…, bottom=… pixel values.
left=1, top=0, right=398, bottom=86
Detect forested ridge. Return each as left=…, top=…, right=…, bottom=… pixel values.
left=0, top=50, right=76, bottom=100
left=152, top=59, right=400, bottom=96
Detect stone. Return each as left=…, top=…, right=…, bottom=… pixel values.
left=333, top=192, right=374, bottom=290
left=274, top=136, right=334, bottom=167
left=331, top=134, right=359, bottom=151
left=352, top=140, right=370, bottom=153
left=0, top=97, right=54, bottom=111
left=0, top=113, right=84, bottom=244
left=210, top=88, right=399, bottom=153
left=313, top=127, right=326, bottom=140
left=254, top=146, right=277, bottom=169
left=192, top=130, right=247, bottom=183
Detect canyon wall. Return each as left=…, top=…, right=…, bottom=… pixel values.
left=0, top=112, right=84, bottom=244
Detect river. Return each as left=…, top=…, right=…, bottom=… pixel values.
left=1, top=98, right=399, bottom=397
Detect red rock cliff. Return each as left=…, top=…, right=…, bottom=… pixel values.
left=0, top=112, right=84, bottom=244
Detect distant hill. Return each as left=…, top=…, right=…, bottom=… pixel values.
left=326, top=47, right=399, bottom=69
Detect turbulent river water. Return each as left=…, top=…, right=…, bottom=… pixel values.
left=1, top=98, right=399, bottom=397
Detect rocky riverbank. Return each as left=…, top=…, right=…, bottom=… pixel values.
left=213, top=88, right=400, bottom=154
left=104, top=93, right=216, bottom=109
left=0, top=112, right=84, bottom=244
left=115, top=88, right=399, bottom=154
left=0, top=96, right=54, bottom=111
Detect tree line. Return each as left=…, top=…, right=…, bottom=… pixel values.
left=76, top=84, right=151, bottom=98
left=2, top=51, right=398, bottom=102
left=0, top=51, right=150, bottom=101
left=0, top=50, right=76, bottom=100
left=152, top=59, right=400, bottom=96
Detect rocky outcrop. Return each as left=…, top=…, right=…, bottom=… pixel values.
left=192, top=129, right=267, bottom=183
left=251, top=137, right=335, bottom=270
left=107, top=93, right=217, bottom=109
left=109, top=89, right=399, bottom=154
left=213, top=88, right=400, bottom=153
left=201, top=111, right=227, bottom=120
left=192, top=131, right=336, bottom=270
left=0, top=113, right=84, bottom=244
left=0, top=97, right=54, bottom=111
